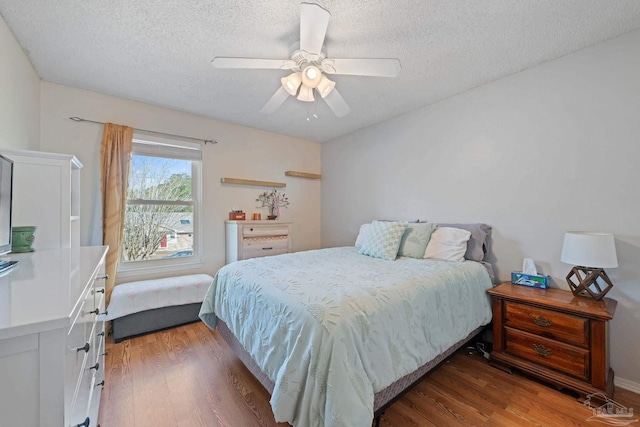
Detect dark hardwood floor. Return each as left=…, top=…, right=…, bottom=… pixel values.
left=98, top=321, right=640, bottom=426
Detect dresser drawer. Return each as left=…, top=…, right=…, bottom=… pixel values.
left=243, top=226, right=289, bottom=238
left=68, top=358, right=95, bottom=427
left=242, top=235, right=289, bottom=260
left=226, top=221, right=292, bottom=263
left=243, top=246, right=289, bottom=259
left=243, top=235, right=288, bottom=249
left=504, top=327, right=589, bottom=380
left=505, top=301, right=589, bottom=348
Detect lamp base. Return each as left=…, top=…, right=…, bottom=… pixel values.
left=566, top=266, right=613, bottom=300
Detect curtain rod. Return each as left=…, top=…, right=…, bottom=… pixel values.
left=69, top=117, right=218, bottom=145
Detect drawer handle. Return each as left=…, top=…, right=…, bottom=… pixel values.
left=75, top=417, right=90, bottom=427
left=89, top=362, right=100, bottom=371
left=76, top=342, right=90, bottom=353
left=96, top=380, right=105, bottom=388
left=97, top=331, right=105, bottom=338
left=88, top=308, right=101, bottom=315
left=262, top=247, right=273, bottom=250
left=531, top=315, right=552, bottom=327
left=96, top=274, right=109, bottom=280
left=102, top=351, right=108, bottom=357
left=532, top=344, right=552, bottom=357
left=94, top=288, right=105, bottom=294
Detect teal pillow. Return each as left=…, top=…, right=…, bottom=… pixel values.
left=359, top=220, right=408, bottom=260
left=398, top=223, right=437, bottom=258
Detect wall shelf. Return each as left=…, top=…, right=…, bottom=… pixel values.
left=285, top=171, right=321, bottom=180
left=220, top=177, right=286, bottom=188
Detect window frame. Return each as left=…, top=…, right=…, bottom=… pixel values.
left=117, top=133, right=203, bottom=278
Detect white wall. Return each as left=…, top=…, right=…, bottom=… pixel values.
left=0, top=15, right=40, bottom=150
left=40, top=82, right=321, bottom=280
left=322, top=30, right=640, bottom=388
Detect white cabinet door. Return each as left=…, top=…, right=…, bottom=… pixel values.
left=0, top=334, right=39, bottom=426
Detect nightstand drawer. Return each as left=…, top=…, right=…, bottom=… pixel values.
left=505, top=301, right=589, bottom=348
left=505, top=327, right=589, bottom=380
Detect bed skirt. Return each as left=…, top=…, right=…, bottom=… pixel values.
left=216, top=318, right=483, bottom=414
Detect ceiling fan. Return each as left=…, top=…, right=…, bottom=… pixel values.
left=211, top=2, right=401, bottom=118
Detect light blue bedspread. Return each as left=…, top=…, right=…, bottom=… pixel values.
left=199, top=247, right=493, bottom=427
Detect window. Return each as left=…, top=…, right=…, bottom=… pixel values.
left=119, top=134, right=202, bottom=275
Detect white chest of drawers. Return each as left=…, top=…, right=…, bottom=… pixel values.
left=225, top=220, right=292, bottom=264
left=0, top=246, right=108, bottom=427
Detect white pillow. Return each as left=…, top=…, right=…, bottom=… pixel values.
left=424, top=227, right=472, bottom=262
left=359, top=220, right=408, bottom=260
left=355, top=223, right=371, bottom=247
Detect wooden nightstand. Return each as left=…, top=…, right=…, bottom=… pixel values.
left=488, top=282, right=617, bottom=399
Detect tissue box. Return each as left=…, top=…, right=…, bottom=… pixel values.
left=511, top=272, right=549, bottom=289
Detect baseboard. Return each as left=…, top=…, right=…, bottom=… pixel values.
left=615, top=377, right=640, bottom=394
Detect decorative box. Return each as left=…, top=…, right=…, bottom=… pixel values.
left=229, top=211, right=246, bottom=220
left=511, top=272, right=550, bottom=289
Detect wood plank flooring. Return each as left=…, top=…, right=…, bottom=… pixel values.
left=99, top=321, right=640, bottom=426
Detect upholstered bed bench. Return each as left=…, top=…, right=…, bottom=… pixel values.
left=105, top=274, right=213, bottom=342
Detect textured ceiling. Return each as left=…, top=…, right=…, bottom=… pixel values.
left=2, top=1, right=640, bottom=142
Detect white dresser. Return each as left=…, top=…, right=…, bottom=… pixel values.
left=0, top=246, right=108, bottom=427
left=225, top=220, right=292, bottom=263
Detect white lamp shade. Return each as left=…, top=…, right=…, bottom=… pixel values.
left=297, top=85, right=315, bottom=102
left=561, top=232, right=618, bottom=268
left=316, top=75, right=336, bottom=98
left=281, top=72, right=302, bottom=96
left=301, top=65, right=322, bottom=88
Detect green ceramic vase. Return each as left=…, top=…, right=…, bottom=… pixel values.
left=12, top=226, right=37, bottom=252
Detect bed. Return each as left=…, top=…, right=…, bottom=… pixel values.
left=199, top=223, right=494, bottom=427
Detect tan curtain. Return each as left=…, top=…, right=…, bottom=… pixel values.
left=100, top=123, right=133, bottom=305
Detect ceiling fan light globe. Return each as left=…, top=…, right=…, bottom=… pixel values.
left=306, top=67, right=317, bottom=79
left=301, top=65, right=322, bottom=88
left=281, top=72, right=302, bottom=96
left=297, top=86, right=315, bottom=102
left=316, top=75, right=336, bottom=98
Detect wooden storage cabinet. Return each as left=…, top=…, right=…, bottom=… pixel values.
left=488, top=282, right=616, bottom=399
left=225, top=220, right=292, bottom=264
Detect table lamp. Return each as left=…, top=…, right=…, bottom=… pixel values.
left=560, top=231, right=618, bottom=300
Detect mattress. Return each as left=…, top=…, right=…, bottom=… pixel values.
left=199, top=247, right=493, bottom=427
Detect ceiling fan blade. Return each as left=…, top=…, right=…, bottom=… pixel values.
left=322, top=58, right=401, bottom=77
left=212, top=57, right=296, bottom=70
left=260, top=87, right=290, bottom=114
left=300, top=2, right=330, bottom=55
left=323, top=88, right=351, bottom=117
